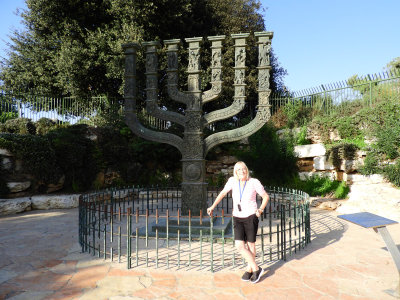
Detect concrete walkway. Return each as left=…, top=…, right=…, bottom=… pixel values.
left=0, top=207, right=399, bottom=300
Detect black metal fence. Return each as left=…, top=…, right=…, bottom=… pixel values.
left=79, top=186, right=311, bottom=272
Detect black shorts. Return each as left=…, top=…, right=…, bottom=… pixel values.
left=233, top=214, right=259, bottom=243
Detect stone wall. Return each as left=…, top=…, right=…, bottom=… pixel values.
left=295, top=143, right=367, bottom=184
left=0, top=194, right=80, bottom=215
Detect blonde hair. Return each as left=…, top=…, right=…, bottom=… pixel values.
left=233, top=161, right=250, bottom=181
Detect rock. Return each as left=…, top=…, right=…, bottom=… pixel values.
left=221, top=168, right=230, bottom=175
left=0, top=198, right=32, bottom=215
left=294, top=144, right=326, bottom=158
left=46, top=175, right=65, bottom=193
left=2, top=157, right=12, bottom=170
left=298, top=172, right=314, bottom=180
left=220, top=156, right=237, bottom=165
left=329, top=129, right=341, bottom=141
left=310, top=198, right=345, bottom=210
left=298, top=171, right=335, bottom=181
left=314, top=156, right=334, bottom=171
left=339, top=159, right=364, bottom=173
left=31, top=194, right=80, bottom=210
left=297, top=158, right=314, bottom=172
left=7, top=181, right=31, bottom=193
left=0, top=149, right=12, bottom=156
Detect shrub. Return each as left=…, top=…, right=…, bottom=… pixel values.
left=334, top=116, right=360, bottom=139
left=35, top=118, right=58, bottom=135
left=93, top=126, right=137, bottom=184
left=0, top=133, right=61, bottom=186
left=235, top=123, right=298, bottom=186
left=0, top=163, right=10, bottom=196
left=45, top=124, right=99, bottom=191
left=0, top=118, right=36, bottom=134
left=326, top=143, right=359, bottom=170
left=129, top=137, right=181, bottom=186
left=290, top=175, right=349, bottom=198
left=382, top=160, right=400, bottom=187
left=334, top=181, right=350, bottom=198
left=0, top=111, right=18, bottom=123
left=296, top=126, right=311, bottom=145
left=359, top=152, right=380, bottom=175
left=374, top=124, right=400, bottom=159
left=282, top=100, right=312, bottom=128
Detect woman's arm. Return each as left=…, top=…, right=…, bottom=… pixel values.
left=255, top=192, right=269, bottom=217
left=207, top=190, right=228, bottom=216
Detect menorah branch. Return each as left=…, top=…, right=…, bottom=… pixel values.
left=123, top=42, right=183, bottom=153
left=123, top=32, right=273, bottom=215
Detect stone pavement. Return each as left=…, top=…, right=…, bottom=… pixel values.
left=0, top=207, right=399, bottom=300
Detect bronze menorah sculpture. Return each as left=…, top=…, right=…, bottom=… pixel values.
left=123, top=32, right=273, bottom=214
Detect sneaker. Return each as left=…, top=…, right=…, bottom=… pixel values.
left=250, top=266, right=264, bottom=283
left=241, top=271, right=253, bottom=281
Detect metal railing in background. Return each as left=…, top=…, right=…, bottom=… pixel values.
left=270, top=71, right=400, bottom=115
left=0, top=90, right=122, bottom=124
left=0, top=90, right=170, bottom=128
left=78, top=186, right=311, bottom=272
left=2, top=71, right=399, bottom=127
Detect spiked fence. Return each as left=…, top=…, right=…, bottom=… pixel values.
left=270, top=71, right=400, bottom=115
left=2, top=71, right=399, bottom=126
left=79, top=186, right=311, bottom=272
left=0, top=90, right=169, bottom=128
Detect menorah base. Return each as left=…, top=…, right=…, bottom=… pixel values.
left=181, top=182, right=208, bottom=215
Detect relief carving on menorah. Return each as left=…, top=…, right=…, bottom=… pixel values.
left=123, top=32, right=273, bottom=214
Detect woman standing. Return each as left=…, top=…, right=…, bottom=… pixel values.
left=207, top=161, right=269, bottom=283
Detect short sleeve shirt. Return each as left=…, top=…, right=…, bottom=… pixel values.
left=221, top=177, right=267, bottom=218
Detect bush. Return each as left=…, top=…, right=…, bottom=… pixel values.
left=129, top=137, right=181, bottom=186
left=290, top=175, right=349, bottom=198
left=282, top=100, right=312, bottom=128
left=326, top=143, right=359, bottom=170
left=382, top=160, right=400, bottom=187
left=374, top=124, right=400, bottom=159
left=35, top=118, right=59, bottom=135
left=45, top=124, right=99, bottom=191
left=0, top=163, right=10, bottom=196
left=0, top=133, right=61, bottom=186
left=0, top=111, right=18, bottom=123
left=235, top=123, right=298, bottom=186
left=334, top=116, right=360, bottom=139
left=296, top=126, right=311, bottom=145
left=93, top=126, right=137, bottom=185
left=359, top=152, right=380, bottom=175
left=334, top=181, right=350, bottom=198
left=0, top=118, right=36, bottom=134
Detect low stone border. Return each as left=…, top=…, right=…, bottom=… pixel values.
left=0, top=194, right=80, bottom=215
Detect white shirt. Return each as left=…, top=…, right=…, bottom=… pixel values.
left=221, top=177, right=267, bottom=218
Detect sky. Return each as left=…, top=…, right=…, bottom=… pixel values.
left=261, top=0, right=400, bottom=91
left=0, top=0, right=399, bottom=92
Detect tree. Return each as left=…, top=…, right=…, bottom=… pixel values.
left=386, top=57, right=400, bottom=75
left=1, top=0, right=286, bottom=118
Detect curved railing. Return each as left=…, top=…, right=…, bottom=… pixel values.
left=79, top=186, right=311, bottom=272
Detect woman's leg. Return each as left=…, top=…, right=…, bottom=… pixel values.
left=235, top=240, right=258, bottom=272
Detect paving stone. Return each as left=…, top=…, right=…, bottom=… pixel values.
left=0, top=207, right=399, bottom=299
left=7, top=291, right=53, bottom=300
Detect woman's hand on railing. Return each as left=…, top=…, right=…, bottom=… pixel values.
left=207, top=207, right=213, bottom=216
